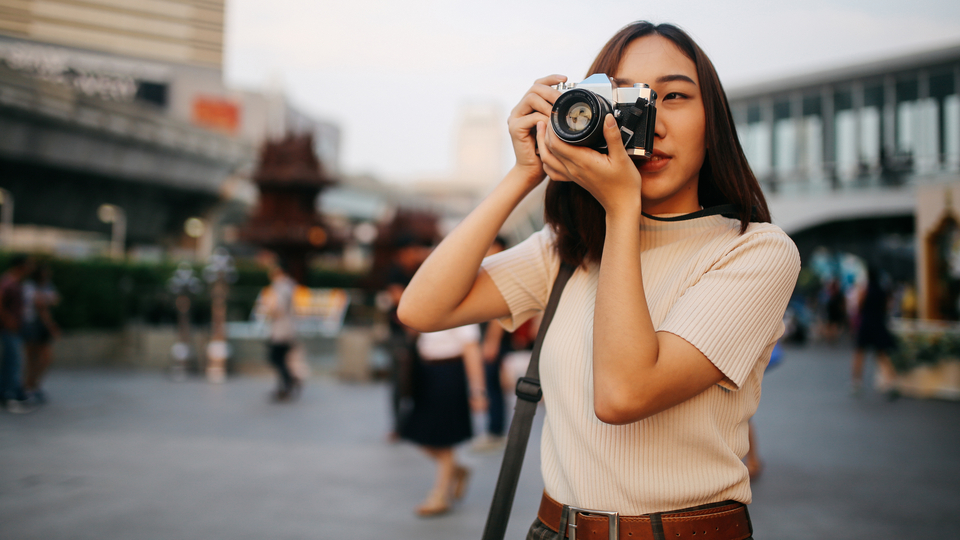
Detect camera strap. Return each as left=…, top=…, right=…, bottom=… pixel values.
left=480, top=262, right=575, bottom=540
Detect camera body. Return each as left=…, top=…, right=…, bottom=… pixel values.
left=551, top=73, right=657, bottom=157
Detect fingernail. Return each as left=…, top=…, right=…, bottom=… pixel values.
left=537, top=121, right=544, bottom=133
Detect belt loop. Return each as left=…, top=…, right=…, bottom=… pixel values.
left=649, top=512, right=665, bottom=540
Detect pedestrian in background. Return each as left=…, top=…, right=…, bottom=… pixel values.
left=261, top=255, right=300, bottom=402
left=383, top=235, right=431, bottom=441
left=1, top=254, right=35, bottom=413
left=399, top=323, right=487, bottom=517
left=22, top=263, right=60, bottom=404
left=851, top=266, right=898, bottom=398
left=822, top=279, right=846, bottom=343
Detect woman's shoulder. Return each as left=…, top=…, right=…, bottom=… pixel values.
left=741, top=220, right=793, bottom=239
left=724, top=220, right=801, bottom=269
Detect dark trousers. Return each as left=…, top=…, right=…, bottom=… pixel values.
left=484, top=358, right=505, bottom=436
left=0, top=331, right=24, bottom=401
left=268, top=342, right=294, bottom=391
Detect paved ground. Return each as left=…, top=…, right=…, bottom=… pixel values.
left=1, top=340, right=958, bottom=540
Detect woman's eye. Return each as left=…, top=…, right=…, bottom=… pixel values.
left=663, top=92, right=685, bottom=101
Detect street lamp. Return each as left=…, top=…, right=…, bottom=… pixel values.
left=97, top=203, right=126, bottom=259
left=0, top=188, right=13, bottom=248
left=203, top=247, right=237, bottom=383
left=167, top=262, right=202, bottom=381
left=184, top=217, right=206, bottom=261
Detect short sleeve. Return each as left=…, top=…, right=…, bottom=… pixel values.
left=481, top=226, right=561, bottom=331
left=658, top=229, right=800, bottom=389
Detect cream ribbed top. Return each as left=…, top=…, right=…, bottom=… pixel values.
left=481, top=212, right=800, bottom=515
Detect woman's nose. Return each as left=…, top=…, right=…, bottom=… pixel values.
left=653, top=111, right=666, bottom=139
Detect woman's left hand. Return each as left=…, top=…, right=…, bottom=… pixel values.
left=536, top=114, right=642, bottom=217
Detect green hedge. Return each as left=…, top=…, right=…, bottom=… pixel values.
left=0, top=253, right=363, bottom=330
left=890, top=330, right=960, bottom=373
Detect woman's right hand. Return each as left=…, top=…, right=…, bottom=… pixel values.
left=507, top=75, right=566, bottom=180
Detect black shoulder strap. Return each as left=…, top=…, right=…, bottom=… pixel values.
left=481, top=262, right=576, bottom=540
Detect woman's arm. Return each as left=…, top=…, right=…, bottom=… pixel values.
left=537, top=116, right=724, bottom=424
left=398, top=167, right=539, bottom=332
left=398, top=75, right=567, bottom=332
left=593, top=192, right=725, bottom=424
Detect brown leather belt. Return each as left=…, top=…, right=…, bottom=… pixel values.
left=538, top=491, right=752, bottom=540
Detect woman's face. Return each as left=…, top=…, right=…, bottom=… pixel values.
left=613, top=35, right=706, bottom=214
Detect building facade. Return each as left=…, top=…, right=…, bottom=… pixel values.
left=0, top=0, right=340, bottom=258
left=727, top=43, right=960, bottom=319
left=0, top=0, right=226, bottom=68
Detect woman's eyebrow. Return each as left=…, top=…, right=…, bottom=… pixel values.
left=611, top=74, right=697, bottom=86
left=657, top=74, right=696, bottom=85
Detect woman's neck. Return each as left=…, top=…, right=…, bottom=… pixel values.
left=641, top=195, right=701, bottom=216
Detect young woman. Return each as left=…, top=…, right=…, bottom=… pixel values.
left=399, top=21, right=800, bottom=540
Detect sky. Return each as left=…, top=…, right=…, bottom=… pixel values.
left=223, top=0, right=960, bottom=185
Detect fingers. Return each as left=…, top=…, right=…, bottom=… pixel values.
left=539, top=119, right=592, bottom=169
left=508, top=94, right=552, bottom=134
left=539, top=115, right=635, bottom=184
left=508, top=75, right=568, bottom=168
left=509, top=75, right=566, bottom=120
left=534, top=74, right=567, bottom=87
left=536, top=121, right=573, bottom=182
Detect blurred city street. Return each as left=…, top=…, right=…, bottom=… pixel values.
left=1, top=340, right=958, bottom=540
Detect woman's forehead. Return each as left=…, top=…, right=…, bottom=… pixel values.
left=615, top=35, right=698, bottom=85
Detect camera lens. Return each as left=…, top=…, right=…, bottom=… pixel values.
left=564, top=102, right=592, bottom=133
left=551, top=88, right=611, bottom=148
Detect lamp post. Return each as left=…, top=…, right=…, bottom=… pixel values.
left=184, top=217, right=205, bottom=261
left=0, top=188, right=13, bottom=248
left=97, top=204, right=126, bottom=259
left=203, top=247, right=237, bottom=383
left=167, top=262, right=202, bottom=380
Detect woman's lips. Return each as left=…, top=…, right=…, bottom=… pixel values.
left=635, top=152, right=670, bottom=173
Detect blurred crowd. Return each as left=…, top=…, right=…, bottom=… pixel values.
left=779, top=253, right=911, bottom=400
left=0, top=254, right=60, bottom=414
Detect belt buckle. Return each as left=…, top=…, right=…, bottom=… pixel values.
left=558, top=504, right=619, bottom=540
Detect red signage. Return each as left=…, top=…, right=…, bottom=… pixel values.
left=192, top=96, right=240, bottom=134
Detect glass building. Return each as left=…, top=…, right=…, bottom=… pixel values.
left=727, top=43, right=960, bottom=319
left=730, top=44, right=960, bottom=195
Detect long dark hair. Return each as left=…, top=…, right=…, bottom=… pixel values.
left=544, top=21, right=770, bottom=266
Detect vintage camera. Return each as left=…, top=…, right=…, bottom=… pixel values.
left=551, top=74, right=657, bottom=157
